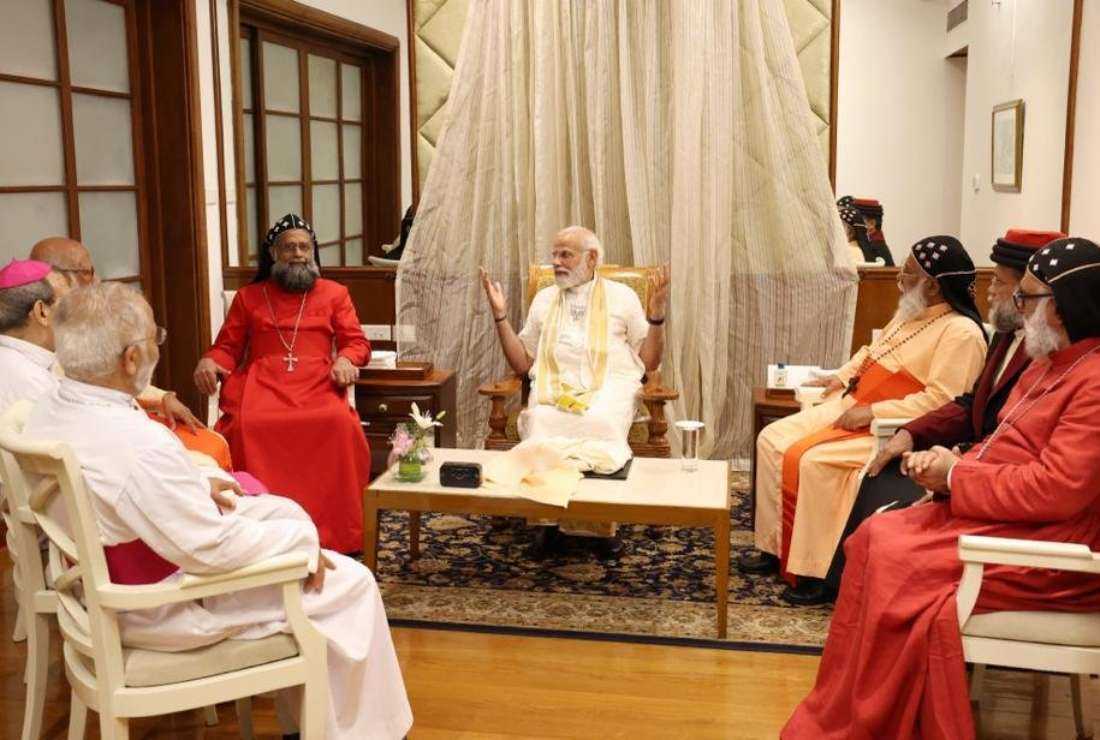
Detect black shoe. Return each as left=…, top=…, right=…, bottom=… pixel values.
left=489, top=516, right=513, bottom=531
left=781, top=578, right=835, bottom=606
left=738, top=550, right=779, bottom=575
left=526, top=526, right=562, bottom=561
left=283, top=734, right=300, bottom=740
left=594, top=536, right=624, bottom=561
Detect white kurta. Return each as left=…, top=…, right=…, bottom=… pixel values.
left=24, top=379, right=413, bottom=739
left=517, top=277, right=649, bottom=472
left=0, top=334, right=58, bottom=412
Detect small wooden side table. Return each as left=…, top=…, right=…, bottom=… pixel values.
left=750, top=387, right=802, bottom=527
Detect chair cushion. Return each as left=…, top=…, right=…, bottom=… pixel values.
left=504, top=410, right=650, bottom=444
left=964, top=610, right=1100, bottom=648
left=124, top=634, right=299, bottom=687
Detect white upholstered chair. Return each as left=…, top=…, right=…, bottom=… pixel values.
left=957, top=534, right=1098, bottom=738
left=0, top=405, right=330, bottom=740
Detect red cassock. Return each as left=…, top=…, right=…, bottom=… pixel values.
left=204, top=278, right=371, bottom=554
left=784, top=337, right=1100, bottom=740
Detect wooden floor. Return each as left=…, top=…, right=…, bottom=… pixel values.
left=2, top=549, right=1097, bottom=738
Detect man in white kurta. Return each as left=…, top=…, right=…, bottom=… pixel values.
left=24, top=283, right=412, bottom=739
left=481, top=226, right=669, bottom=555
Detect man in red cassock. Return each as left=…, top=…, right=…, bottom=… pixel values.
left=783, top=236, right=1100, bottom=739
left=194, top=214, right=370, bottom=554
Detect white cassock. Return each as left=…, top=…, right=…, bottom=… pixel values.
left=517, top=277, right=648, bottom=472
left=25, top=378, right=413, bottom=740
left=0, top=334, right=58, bottom=412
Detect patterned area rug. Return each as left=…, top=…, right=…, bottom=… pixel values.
left=375, top=471, right=831, bottom=650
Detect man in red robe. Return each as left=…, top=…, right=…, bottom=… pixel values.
left=194, top=214, right=370, bottom=554
left=784, top=236, right=1100, bottom=739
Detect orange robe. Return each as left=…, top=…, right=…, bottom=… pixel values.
left=755, top=303, right=987, bottom=578
left=204, top=278, right=370, bottom=554
left=784, top=338, right=1100, bottom=739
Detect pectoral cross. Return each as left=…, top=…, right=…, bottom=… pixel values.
left=284, top=351, right=298, bottom=372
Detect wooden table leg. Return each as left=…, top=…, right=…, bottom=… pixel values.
left=409, top=511, right=421, bottom=561
left=715, top=508, right=731, bottom=639
left=363, top=494, right=380, bottom=571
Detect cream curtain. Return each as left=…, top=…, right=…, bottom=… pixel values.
left=397, top=0, right=857, bottom=458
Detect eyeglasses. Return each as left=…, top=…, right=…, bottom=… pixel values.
left=128, top=326, right=167, bottom=347
left=1012, top=289, right=1054, bottom=311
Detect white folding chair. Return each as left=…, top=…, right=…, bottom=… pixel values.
left=958, top=534, right=1099, bottom=738
left=0, top=405, right=330, bottom=740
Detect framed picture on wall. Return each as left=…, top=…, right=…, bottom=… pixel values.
left=991, top=99, right=1025, bottom=192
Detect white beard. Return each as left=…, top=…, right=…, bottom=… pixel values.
left=1023, top=299, right=1068, bottom=361
left=893, top=284, right=929, bottom=324
left=555, top=263, right=593, bottom=290
left=133, top=360, right=156, bottom=396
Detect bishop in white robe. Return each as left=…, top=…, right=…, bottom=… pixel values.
left=25, top=282, right=412, bottom=739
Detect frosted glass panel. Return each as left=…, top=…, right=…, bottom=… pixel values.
left=268, top=185, right=301, bottom=223
left=343, top=182, right=362, bottom=236
left=0, top=82, right=64, bottom=186
left=66, top=0, right=129, bottom=93
left=342, top=125, right=361, bottom=179
left=345, top=238, right=363, bottom=267
left=72, top=93, right=135, bottom=185
left=1, top=0, right=57, bottom=80
left=310, top=121, right=338, bottom=180
left=262, top=42, right=299, bottom=113
left=244, top=186, right=258, bottom=255
left=308, top=55, right=337, bottom=118
left=340, top=63, right=360, bottom=121
left=79, top=191, right=140, bottom=279
left=240, top=37, right=253, bottom=110
left=0, top=193, right=68, bottom=263
left=319, top=245, right=340, bottom=268
left=311, top=184, right=340, bottom=243
left=265, top=115, right=301, bottom=181
left=243, top=113, right=256, bottom=182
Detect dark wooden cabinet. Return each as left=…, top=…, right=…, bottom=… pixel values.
left=354, top=368, right=457, bottom=479
left=749, top=387, right=802, bottom=527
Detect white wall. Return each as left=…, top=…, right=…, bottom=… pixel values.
left=957, top=0, right=1073, bottom=262
left=836, top=0, right=960, bottom=265
left=195, top=0, right=412, bottom=337
left=1070, top=0, right=1100, bottom=240
left=837, top=0, right=1078, bottom=268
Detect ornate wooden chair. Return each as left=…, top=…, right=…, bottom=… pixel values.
left=477, top=265, right=679, bottom=457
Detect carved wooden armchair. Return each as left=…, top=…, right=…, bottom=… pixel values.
left=478, top=265, right=679, bottom=458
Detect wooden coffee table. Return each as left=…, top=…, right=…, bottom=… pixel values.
left=364, top=448, right=732, bottom=637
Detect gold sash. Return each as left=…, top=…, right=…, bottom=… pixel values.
left=534, top=276, right=610, bottom=414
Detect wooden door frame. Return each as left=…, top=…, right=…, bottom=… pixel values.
left=135, top=0, right=212, bottom=415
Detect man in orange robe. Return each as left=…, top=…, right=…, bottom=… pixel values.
left=195, top=214, right=370, bottom=554
left=742, top=237, right=988, bottom=605
left=783, top=237, right=1100, bottom=739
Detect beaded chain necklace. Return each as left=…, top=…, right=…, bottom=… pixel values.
left=844, top=311, right=949, bottom=396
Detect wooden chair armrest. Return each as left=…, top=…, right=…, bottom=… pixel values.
left=478, top=375, right=523, bottom=398
left=870, top=417, right=911, bottom=438
left=96, top=551, right=312, bottom=611
left=640, top=383, right=678, bottom=403
left=956, top=535, right=1100, bottom=627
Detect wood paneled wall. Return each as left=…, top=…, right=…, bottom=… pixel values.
left=852, top=267, right=993, bottom=353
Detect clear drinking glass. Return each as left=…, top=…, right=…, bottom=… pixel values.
left=675, top=420, right=705, bottom=472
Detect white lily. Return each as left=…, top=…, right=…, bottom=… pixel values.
left=409, top=402, right=445, bottom=431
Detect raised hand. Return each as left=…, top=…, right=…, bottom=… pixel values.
left=480, top=267, right=507, bottom=319
left=647, top=264, right=670, bottom=320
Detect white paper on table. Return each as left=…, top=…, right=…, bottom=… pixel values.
left=483, top=442, right=583, bottom=507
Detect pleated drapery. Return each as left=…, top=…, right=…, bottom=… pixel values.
left=397, top=0, right=857, bottom=458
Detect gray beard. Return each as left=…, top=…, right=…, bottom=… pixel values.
left=133, top=362, right=156, bottom=396
left=893, top=284, right=929, bottom=324
left=272, top=261, right=320, bottom=293
left=989, top=299, right=1023, bottom=333
left=555, top=264, right=593, bottom=290
left=1023, top=299, right=1068, bottom=361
